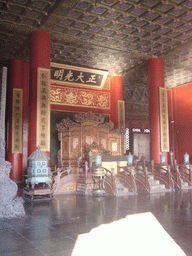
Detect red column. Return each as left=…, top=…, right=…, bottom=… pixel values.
left=7, top=59, right=25, bottom=181
left=22, top=62, right=29, bottom=178
left=29, top=31, right=50, bottom=156
left=110, top=76, right=123, bottom=129
left=171, top=88, right=179, bottom=161
left=148, top=58, right=168, bottom=164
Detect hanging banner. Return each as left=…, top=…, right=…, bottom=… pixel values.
left=37, top=67, right=50, bottom=151
left=50, top=62, right=108, bottom=89
left=12, top=88, right=23, bottom=154
left=159, top=87, right=169, bottom=152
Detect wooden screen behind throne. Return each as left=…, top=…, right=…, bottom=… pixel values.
left=56, top=112, right=123, bottom=167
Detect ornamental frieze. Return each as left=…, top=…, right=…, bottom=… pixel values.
left=50, top=85, right=110, bottom=109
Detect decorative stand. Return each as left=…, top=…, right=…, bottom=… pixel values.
left=23, top=188, right=53, bottom=201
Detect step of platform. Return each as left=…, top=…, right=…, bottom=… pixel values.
left=148, top=175, right=167, bottom=192
left=180, top=179, right=191, bottom=189
left=115, top=178, right=134, bottom=196
left=76, top=180, right=94, bottom=195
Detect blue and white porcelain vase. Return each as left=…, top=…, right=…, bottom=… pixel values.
left=184, top=152, right=189, bottom=164
left=127, top=152, right=133, bottom=166
left=160, top=153, right=166, bottom=165
left=95, top=153, right=102, bottom=167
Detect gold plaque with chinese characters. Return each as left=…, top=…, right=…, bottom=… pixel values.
left=50, top=63, right=108, bottom=89
left=12, top=88, right=23, bottom=153
left=37, top=68, right=50, bottom=151
left=159, top=87, right=169, bottom=152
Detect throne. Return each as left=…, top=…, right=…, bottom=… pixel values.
left=56, top=112, right=123, bottom=167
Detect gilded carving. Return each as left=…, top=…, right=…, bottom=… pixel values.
left=79, top=91, right=94, bottom=106
left=59, top=182, right=76, bottom=193
left=50, top=85, right=110, bottom=109
left=97, top=94, right=109, bottom=108
left=65, top=90, right=78, bottom=105
left=56, top=112, right=122, bottom=166
left=50, top=88, right=62, bottom=102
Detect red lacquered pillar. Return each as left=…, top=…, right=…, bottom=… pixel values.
left=7, top=58, right=24, bottom=181
left=148, top=58, right=168, bottom=164
left=110, top=76, right=123, bottom=129
left=29, top=31, right=50, bottom=157
left=22, top=62, right=29, bottom=178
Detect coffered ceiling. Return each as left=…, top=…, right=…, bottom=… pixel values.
left=1, top=0, right=192, bottom=92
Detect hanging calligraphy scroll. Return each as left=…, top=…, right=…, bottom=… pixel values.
left=37, top=68, right=50, bottom=151
left=118, top=100, right=125, bottom=128
left=12, top=88, right=23, bottom=153
left=118, top=100, right=126, bottom=154
left=159, top=87, right=169, bottom=152
left=50, top=62, right=108, bottom=89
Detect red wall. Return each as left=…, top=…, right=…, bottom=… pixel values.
left=168, top=83, right=192, bottom=164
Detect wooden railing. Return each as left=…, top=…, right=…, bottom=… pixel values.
left=102, top=167, right=115, bottom=195
left=51, top=166, right=79, bottom=194
left=117, top=165, right=137, bottom=194
left=178, top=164, right=192, bottom=186
left=134, top=167, right=150, bottom=193
left=174, top=165, right=182, bottom=189
left=52, top=166, right=78, bottom=179
left=149, top=161, right=174, bottom=190
left=170, top=162, right=182, bottom=189
left=52, top=164, right=116, bottom=195
left=51, top=159, right=178, bottom=195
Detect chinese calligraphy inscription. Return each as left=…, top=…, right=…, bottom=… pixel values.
left=118, top=100, right=125, bottom=129
left=51, top=63, right=108, bottom=89
left=159, top=87, right=169, bottom=152
left=37, top=68, right=50, bottom=151
left=12, top=88, right=23, bottom=154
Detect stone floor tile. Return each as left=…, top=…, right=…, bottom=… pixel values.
left=32, top=236, right=76, bottom=254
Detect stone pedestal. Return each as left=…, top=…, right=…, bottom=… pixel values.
left=23, top=188, right=53, bottom=201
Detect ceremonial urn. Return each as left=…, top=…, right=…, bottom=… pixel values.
left=25, top=147, right=52, bottom=190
